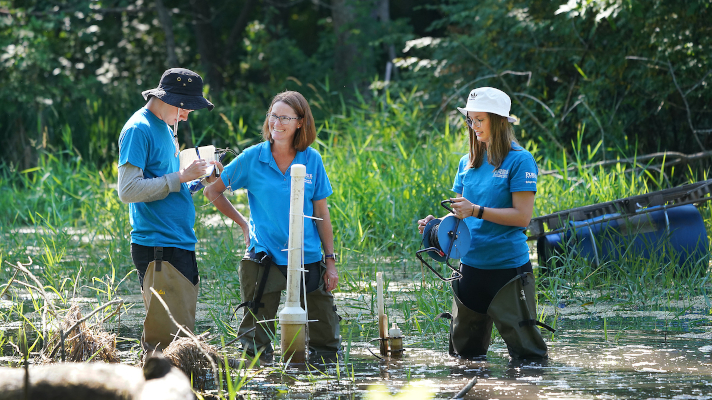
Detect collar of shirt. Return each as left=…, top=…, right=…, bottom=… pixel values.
left=258, top=141, right=308, bottom=174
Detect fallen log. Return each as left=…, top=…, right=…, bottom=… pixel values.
left=0, top=353, right=195, bottom=400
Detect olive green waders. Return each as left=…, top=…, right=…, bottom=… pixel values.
left=237, top=257, right=341, bottom=358
left=142, top=249, right=199, bottom=351
left=449, top=272, right=553, bottom=359
left=449, top=279, right=493, bottom=357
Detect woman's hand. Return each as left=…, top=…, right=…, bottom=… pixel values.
left=449, top=197, right=477, bottom=219
left=203, top=161, right=224, bottom=185
left=241, top=224, right=250, bottom=249
left=323, top=260, right=338, bottom=292
left=417, top=215, right=436, bottom=234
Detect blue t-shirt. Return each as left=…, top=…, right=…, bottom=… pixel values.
left=452, top=143, right=538, bottom=269
left=221, top=141, right=333, bottom=265
left=118, top=108, right=197, bottom=250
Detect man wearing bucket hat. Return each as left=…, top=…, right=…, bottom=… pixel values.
left=418, top=87, right=554, bottom=359
left=117, top=68, right=223, bottom=351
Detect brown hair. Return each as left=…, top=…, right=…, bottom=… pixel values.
left=262, top=91, right=317, bottom=152
left=466, top=113, right=519, bottom=170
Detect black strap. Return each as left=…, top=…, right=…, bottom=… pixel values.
left=518, top=319, right=556, bottom=333
left=230, top=252, right=272, bottom=320
left=154, top=247, right=163, bottom=272
left=437, top=312, right=453, bottom=320
left=516, top=266, right=529, bottom=286
left=515, top=266, right=554, bottom=332
left=250, top=253, right=272, bottom=314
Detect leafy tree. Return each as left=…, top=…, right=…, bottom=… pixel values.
left=397, top=0, right=712, bottom=158
left=0, top=0, right=419, bottom=170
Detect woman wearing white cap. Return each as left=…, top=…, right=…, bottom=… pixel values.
left=417, top=87, right=553, bottom=359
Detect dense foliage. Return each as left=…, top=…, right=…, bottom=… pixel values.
left=1, top=0, right=710, bottom=173
left=400, top=0, right=712, bottom=156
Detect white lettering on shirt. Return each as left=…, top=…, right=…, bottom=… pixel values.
left=493, top=169, right=509, bottom=179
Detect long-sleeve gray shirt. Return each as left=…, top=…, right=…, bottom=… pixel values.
left=117, top=162, right=181, bottom=203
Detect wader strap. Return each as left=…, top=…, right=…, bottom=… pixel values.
left=519, top=319, right=556, bottom=333
left=250, top=253, right=273, bottom=314
left=515, top=267, right=555, bottom=333
left=516, top=266, right=529, bottom=286
left=154, top=247, right=164, bottom=272
left=232, top=252, right=272, bottom=318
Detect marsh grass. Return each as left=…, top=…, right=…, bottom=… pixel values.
left=0, top=89, right=711, bottom=397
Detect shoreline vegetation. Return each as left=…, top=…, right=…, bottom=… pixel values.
left=2, top=1, right=711, bottom=397
left=1, top=93, right=711, bottom=398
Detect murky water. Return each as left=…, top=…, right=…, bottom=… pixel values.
left=2, top=275, right=711, bottom=399
left=221, top=323, right=712, bottom=400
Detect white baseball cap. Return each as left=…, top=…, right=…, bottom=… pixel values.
left=457, top=87, right=517, bottom=123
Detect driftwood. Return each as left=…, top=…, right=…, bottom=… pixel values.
left=162, top=335, right=224, bottom=390
left=161, top=334, right=245, bottom=391
left=40, top=302, right=121, bottom=363
left=0, top=352, right=195, bottom=400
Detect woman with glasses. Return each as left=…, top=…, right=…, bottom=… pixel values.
left=417, top=87, right=551, bottom=360
left=204, top=91, right=340, bottom=360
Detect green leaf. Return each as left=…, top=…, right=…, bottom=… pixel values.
left=574, top=63, right=589, bottom=80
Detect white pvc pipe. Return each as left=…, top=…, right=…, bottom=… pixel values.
left=376, top=272, right=384, bottom=319
left=279, top=164, right=308, bottom=362
left=377, top=272, right=388, bottom=355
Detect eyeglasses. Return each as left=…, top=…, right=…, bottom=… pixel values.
left=465, top=117, right=484, bottom=129
left=267, top=113, right=302, bottom=125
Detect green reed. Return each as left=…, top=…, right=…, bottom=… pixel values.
left=0, top=86, right=711, bottom=394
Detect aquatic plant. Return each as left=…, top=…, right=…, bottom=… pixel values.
left=0, top=85, right=711, bottom=398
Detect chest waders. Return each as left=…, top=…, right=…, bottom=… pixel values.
left=142, top=247, right=199, bottom=351
left=448, top=270, right=555, bottom=359
left=235, top=251, right=341, bottom=359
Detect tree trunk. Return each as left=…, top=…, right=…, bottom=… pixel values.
left=154, top=0, right=178, bottom=68
left=189, top=0, right=223, bottom=92
left=331, top=0, right=360, bottom=86
left=224, top=0, right=258, bottom=63
left=374, top=0, right=397, bottom=82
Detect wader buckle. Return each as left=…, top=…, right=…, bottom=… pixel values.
left=154, top=247, right=164, bottom=272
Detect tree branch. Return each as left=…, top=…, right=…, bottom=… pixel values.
left=432, top=71, right=532, bottom=123
left=455, top=39, right=570, bottom=157
left=667, top=60, right=706, bottom=150
left=540, top=150, right=712, bottom=175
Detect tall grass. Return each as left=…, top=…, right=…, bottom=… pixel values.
left=0, top=84, right=710, bottom=384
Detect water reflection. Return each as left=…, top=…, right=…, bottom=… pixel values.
left=226, top=327, right=712, bottom=400
left=2, top=274, right=711, bottom=399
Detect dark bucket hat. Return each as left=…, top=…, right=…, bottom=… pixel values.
left=142, top=68, right=214, bottom=111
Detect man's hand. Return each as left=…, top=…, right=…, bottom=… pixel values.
left=178, top=159, right=209, bottom=183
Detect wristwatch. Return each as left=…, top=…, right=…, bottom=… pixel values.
left=324, top=253, right=338, bottom=263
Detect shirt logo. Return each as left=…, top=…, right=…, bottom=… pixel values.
left=305, top=173, right=313, bottom=184
left=493, top=169, right=508, bottom=179
left=525, top=171, right=537, bottom=184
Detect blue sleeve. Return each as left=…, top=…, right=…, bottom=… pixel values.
left=118, top=127, right=149, bottom=169
left=451, top=156, right=468, bottom=194
left=509, top=152, right=538, bottom=193
left=220, top=153, right=248, bottom=191
left=312, top=152, right=333, bottom=201
left=187, top=179, right=204, bottom=195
